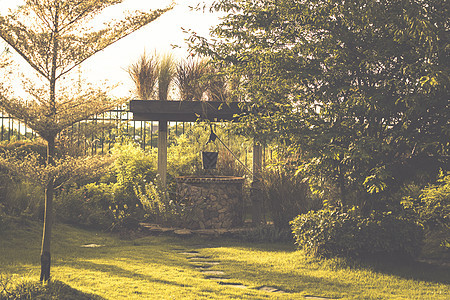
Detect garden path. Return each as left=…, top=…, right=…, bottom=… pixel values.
left=177, top=248, right=337, bottom=299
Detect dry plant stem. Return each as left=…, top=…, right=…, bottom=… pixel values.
left=128, top=52, right=158, bottom=100
left=158, top=53, right=175, bottom=101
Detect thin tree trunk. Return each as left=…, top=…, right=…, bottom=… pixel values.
left=41, top=6, right=58, bottom=280
left=40, top=136, right=55, bottom=281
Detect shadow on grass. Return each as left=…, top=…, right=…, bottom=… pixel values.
left=62, top=259, right=192, bottom=288
left=353, top=255, right=450, bottom=285
left=186, top=238, right=450, bottom=286
left=1, top=279, right=105, bottom=300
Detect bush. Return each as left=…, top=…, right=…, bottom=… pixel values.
left=134, top=177, right=185, bottom=226
left=402, top=172, right=450, bottom=253
left=54, top=183, right=114, bottom=229
left=0, top=140, right=47, bottom=161
left=1, top=181, right=43, bottom=219
left=402, top=172, right=450, bottom=230
left=291, top=207, right=423, bottom=258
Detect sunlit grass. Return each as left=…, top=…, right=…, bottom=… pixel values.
left=1, top=221, right=449, bottom=299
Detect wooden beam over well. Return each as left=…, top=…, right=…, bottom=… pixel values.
left=129, top=100, right=243, bottom=122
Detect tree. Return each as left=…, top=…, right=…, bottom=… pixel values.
left=191, top=0, right=449, bottom=210
left=0, top=0, right=172, bottom=281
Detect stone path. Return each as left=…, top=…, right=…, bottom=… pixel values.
left=177, top=248, right=339, bottom=299
left=177, top=249, right=290, bottom=295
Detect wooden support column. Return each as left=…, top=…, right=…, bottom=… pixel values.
left=157, top=120, right=168, bottom=187
left=251, top=141, right=263, bottom=225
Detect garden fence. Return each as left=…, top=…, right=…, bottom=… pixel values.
left=0, top=108, right=268, bottom=167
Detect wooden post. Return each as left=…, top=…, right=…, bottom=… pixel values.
left=251, top=141, right=263, bottom=225
left=157, top=120, right=168, bottom=187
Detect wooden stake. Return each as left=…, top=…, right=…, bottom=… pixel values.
left=157, top=120, right=168, bottom=187
left=251, top=141, right=263, bottom=225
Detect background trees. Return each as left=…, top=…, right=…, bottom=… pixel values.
left=192, top=0, right=449, bottom=210
left=0, top=0, right=172, bottom=281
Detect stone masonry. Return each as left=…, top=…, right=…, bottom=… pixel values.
left=176, top=176, right=245, bottom=229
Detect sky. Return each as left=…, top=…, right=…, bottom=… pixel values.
left=0, top=0, right=223, bottom=97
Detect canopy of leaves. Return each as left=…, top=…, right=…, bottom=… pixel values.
left=192, top=0, right=449, bottom=205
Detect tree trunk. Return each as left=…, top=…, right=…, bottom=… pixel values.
left=40, top=4, right=59, bottom=281
left=40, top=136, right=55, bottom=281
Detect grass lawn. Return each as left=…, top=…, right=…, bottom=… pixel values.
left=0, top=221, right=449, bottom=299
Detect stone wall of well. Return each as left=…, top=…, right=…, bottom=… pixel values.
left=176, top=176, right=245, bottom=229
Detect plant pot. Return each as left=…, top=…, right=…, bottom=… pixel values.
left=202, top=151, right=218, bottom=169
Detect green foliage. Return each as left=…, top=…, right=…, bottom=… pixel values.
left=112, top=142, right=157, bottom=189
left=291, top=207, right=424, bottom=258
left=1, top=181, right=43, bottom=220
left=166, top=133, right=202, bottom=177
left=54, top=183, right=114, bottom=229
left=134, top=177, right=183, bottom=226
left=192, top=0, right=449, bottom=208
left=0, top=140, right=47, bottom=161
left=414, top=172, right=450, bottom=230
left=0, top=143, right=46, bottom=221
left=402, top=172, right=450, bottom=252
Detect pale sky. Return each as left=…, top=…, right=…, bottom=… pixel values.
left=0, top=0, right=223, bottom=97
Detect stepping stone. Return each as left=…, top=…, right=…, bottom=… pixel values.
left=304, top=296, right=336, bottom=300
left=81, top=244, right=104, bottom=248
left=218, top=282, right=247, bottom=288
left=194, top=265, right=213, bottom=270
left=187, top=256, right=212, bottom=260
left=179, top=251, right=200, bottom=255
left=259, top=286, right=279, bottom=292
left=192, top=261, right=220, bottom=265
left=174, top=229, right=192, bottom=235
left=205, top=276, right=227, bottom=281
left=201, top=270, right=225, bottom=275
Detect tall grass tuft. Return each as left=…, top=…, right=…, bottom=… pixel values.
left=205, top=64, right=228, bottom=102
left=175, top=58, right=208, bottom=101
left=158, top=53, right=175, bottom=101
left=128, top=52, right=158, bottom=100
left=263, top=167, right=311, bottom=230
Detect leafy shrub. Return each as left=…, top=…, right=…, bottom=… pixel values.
left=1, top=181, right=43, bottom=219
left=402, top=172, right=450, bottom=230
left=112, top=142, right=157, bottom=189
left=402, top=172, right=450, bottom=252
left=54, top=183, right=114, bottom=229
left=0, top=140, right=47, bottom=161
left=134, top=177, right=184, bottom=226
left=291, top=207, right=423, bottom=258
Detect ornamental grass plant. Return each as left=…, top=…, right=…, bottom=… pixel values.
left=128, top=52, right=159, bottom=100
left=157, top=53, right=176, bottom=101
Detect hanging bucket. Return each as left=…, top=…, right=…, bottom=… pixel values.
left=202, top=151, right=218, bottom=169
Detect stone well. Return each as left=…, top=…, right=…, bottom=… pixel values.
left=176, top=176, right=245, bottom=229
